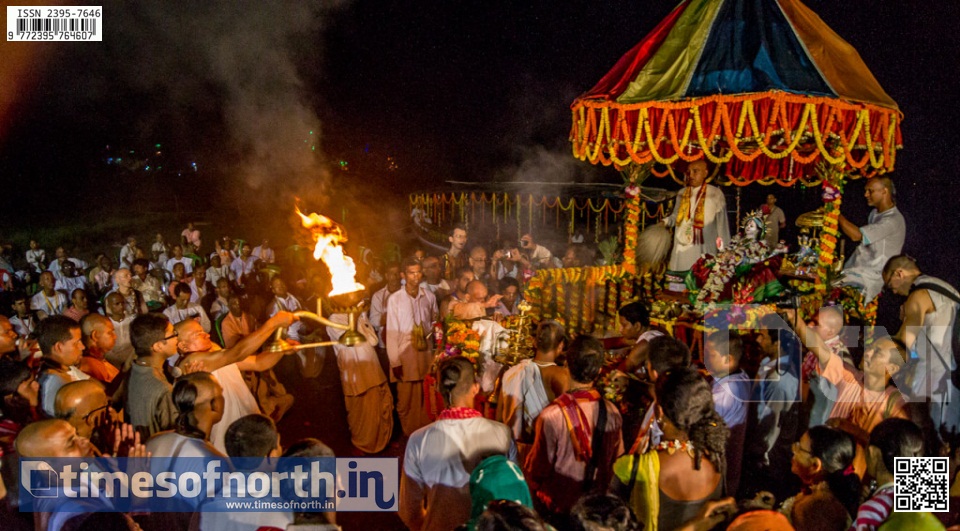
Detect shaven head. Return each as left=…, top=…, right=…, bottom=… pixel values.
left=882, top=254, right=919, bottom=278
left=15, top=419, right=87, bottom=458
left=54, top=380, right=109, bottom=439
left=466, top=280, right=488, bottom=303
left=80, top=313, right=110, bottom=344
left=816, top=306, right=845, bottom=340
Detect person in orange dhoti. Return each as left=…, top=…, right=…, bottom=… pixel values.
left=327, top=312, right=393, bottom=453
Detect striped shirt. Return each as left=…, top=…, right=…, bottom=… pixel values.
left=850, top=484, right=894, bottom=531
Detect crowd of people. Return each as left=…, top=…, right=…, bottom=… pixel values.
left=0, top=208, right=957, bottom=531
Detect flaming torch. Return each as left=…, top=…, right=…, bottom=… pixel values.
left=264, top=208, right=368, bottom=353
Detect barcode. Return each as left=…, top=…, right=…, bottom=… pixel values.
left=894, top=457, right=949, bottom=512
left=7, top=6, right=102, bottom=42
left=15, top=18, right=97, bottom=35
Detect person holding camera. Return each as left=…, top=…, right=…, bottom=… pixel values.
left=520, top=233, right=556, bottom=269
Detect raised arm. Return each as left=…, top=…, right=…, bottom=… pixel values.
left=780, top=309, right=832, bottom=369
left=202, top=311, right=297, bottom=372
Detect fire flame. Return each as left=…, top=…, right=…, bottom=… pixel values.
left=296, top=208, right=365, bottom=297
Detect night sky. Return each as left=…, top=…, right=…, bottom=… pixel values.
left=1, top=0, right=957, bottom=283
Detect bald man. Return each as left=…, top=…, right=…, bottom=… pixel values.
left=174, top=312, right=296, bottom=454
left=54, top=380, right=115, bottom=444
left=78, top=314, right=120, bottom=384
left=801, top=305, right=853, bottom=428
left=839, top=177, right=905, bottom=302
left=15, top=419, right=128, bottom=529
left=450, top=280, right=502, bottom=320
left=662, top=160, right=729, bottom=272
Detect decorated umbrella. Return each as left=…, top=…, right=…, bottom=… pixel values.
left=570, top=0, right=902, bottom=307
left=570, top=0, right=901, bottom=185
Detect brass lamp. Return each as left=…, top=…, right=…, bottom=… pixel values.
left=264, top=289, right=367, bottom=353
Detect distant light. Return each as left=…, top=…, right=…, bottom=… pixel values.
left=145, top=166, right=151, bottom=171
left=309, top=130, right=314, bottom=135
left=155, top=143, right=161, bottom=148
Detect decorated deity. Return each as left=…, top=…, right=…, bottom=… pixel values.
left=686, top=210, right=785, bottom=311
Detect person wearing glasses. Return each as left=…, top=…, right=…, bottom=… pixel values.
left=881, top=254, right=960, bottom=438
left=839, top=177, right=905, bottom=303
left=782, top=425, right=861, bottom=529
left=126, top=314, right=183, bottom=438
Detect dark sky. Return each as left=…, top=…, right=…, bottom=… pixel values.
left=1, top=0, right=957, bottom=281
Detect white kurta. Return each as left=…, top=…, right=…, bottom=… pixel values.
left=842, top=206, right=906, bottom=302
left=665, top=184, right=730, bottom=271
left=386, top=288, right=437, bottom=382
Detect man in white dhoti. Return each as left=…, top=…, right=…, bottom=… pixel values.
left=840, top=177, right=906, bottom=302
left=663, top=160, right=730, bottom=272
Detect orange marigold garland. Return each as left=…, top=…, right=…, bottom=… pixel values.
left=816, top=165, right=845, bottom=292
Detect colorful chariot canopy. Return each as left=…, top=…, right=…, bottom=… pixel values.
left=570, top=0, right=902, bottom=185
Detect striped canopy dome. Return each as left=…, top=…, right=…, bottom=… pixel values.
left=570, top=0, right=902, bottom=185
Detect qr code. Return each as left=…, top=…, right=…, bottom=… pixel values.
left=894, top=457, right=949, bottom=512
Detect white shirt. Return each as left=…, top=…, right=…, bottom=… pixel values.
left=206, top=264, right=233, bottom=286
left=386, top=288, right=437, bottom=381
left=369, top=286, right=398, bottom=344
left=420, top=279, right=451, bottom=296
left=119, top=244, right=137, bottom=268
left=252, top=245, right=275, bottom=264
left=10, top=314, right=36, bottom=338
left=47, top=257, right=86, bottom=274
left=165, top=256, right=194, bottom=275
left=843, top=206, right=906, bottom=302
left=163, top=303, right=211, bottom=332
left=30, top=290, right=67, bottom=316
left=188, top=278, right=209, bottom=303
left=54, top=273, right=88, bottom=293
left=230, top=256, right=258, bottom=284
left=26, top=249, right=46, bottom=272
left=268, top=293, right=303, bottom=341
left=402, top=418, right=517, bottom=531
